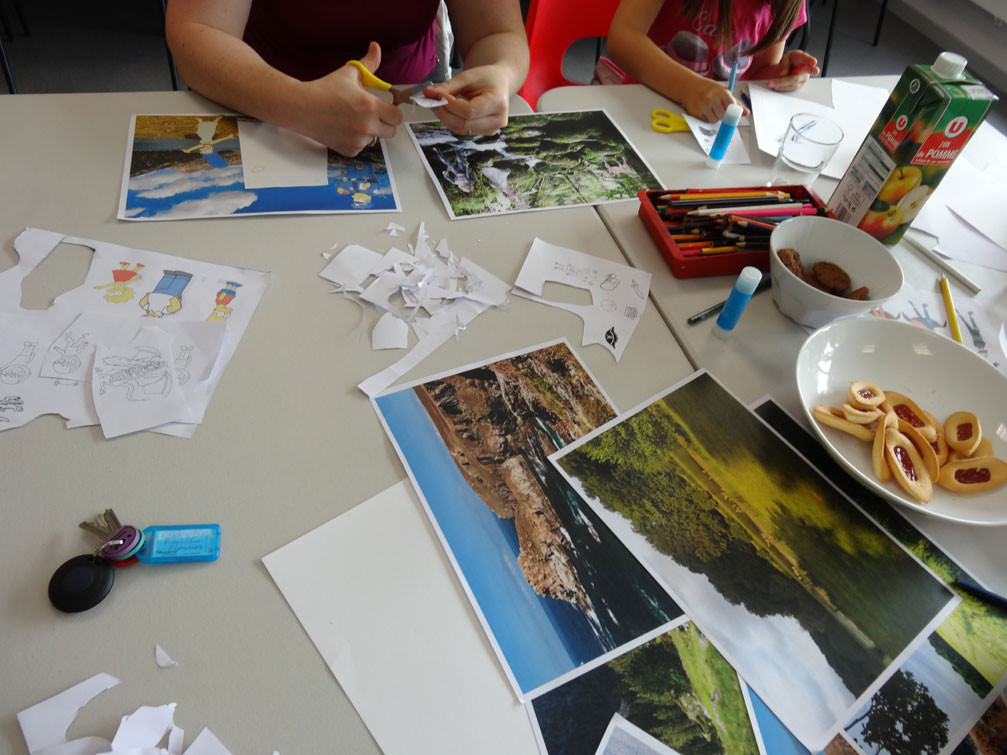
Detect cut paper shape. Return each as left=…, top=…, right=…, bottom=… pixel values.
left=409, top=110, right=661, bottom=220
left=110, top=704, right=177, bottom=750
left=92, top=327, right=194, bottom=439
left=372, top=312, right=410, bottom=350
left=155, top=645, right=178, bottom=668
left=410, top=94, right=449, bottom=108
left=236, top=119, right=328, bottom=189
left=319, top=244, right=385, bottom=291
left=594, top=714, right=681, bottom=755
left=17, top=672, right=120, bottom=754
left=118, top=114, right=400, bottom=220
left=683, top=112, right=750, bottom=164
left=262, top=480, right=542, bottom=755
left=385, top=222, right=405, bottom=237
left=0, top=228, right=269, bottom=437
left=182, top=728, right=232, bottom=755
left=513, top=238, right=651, bottom=362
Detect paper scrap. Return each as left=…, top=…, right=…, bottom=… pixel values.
left=684, top=112, right=750, bottom=164
left=17, top=673, right=120, bottom=754
left=319, top=244, right=385, bottom=291
left=385, top=222, right=405, bottom=237
left=181, top=728, right=233, bottom=755
left=155, top=645, right=178, bottom=668
left=410, top=94, right=449, bottom=108
left=513, top=238, right=651, bottom=362
left=372, top=312, right=410, bottom=350
left=236, top=119, right=328, bottom=189
left=110, top=704, right=177, bottom=750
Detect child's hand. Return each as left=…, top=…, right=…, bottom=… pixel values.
left=681, top=77, right=747, bottom=123
left=424, top=64, right=512, bottom=136
left=767, top=50, right=819, bottom=92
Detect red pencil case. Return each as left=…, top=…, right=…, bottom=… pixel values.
left=637, top=185, right=835, bottom=279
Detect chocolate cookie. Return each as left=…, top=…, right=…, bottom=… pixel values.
left=813, top=261, right=851, bottom=293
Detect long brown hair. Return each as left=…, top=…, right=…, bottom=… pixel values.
left=676, top=0, right=804, bottom=56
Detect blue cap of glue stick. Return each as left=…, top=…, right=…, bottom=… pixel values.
left=714, top=266, right=762, bottom=338
left=707, top=103, right=743, bottom=167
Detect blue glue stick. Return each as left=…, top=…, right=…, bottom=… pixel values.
left=714, top=266, right=762, bottom=338
left=707, top=103, right=743, bottom=167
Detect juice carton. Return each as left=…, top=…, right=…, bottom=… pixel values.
left=828, top=52, right=998, bottom=245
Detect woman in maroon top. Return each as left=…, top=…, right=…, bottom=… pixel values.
left=166, top=0, right=529, bottom=157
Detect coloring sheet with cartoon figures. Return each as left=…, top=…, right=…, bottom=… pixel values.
left=117, top=114, right=400, bottom=221
left=866, top=281, right=1007, bottom=375
left=513, top=238, right=651, bottom=362
left=0, top=228, right=269, bottom=437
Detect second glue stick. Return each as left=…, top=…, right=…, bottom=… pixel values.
left=714, top=266, right=762, bottom=338
left=706, top=103, right=743, bottom=168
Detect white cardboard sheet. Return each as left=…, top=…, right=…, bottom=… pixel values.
left=236, top=119, right=328, bottom=189
left=262, top=481, right=538, bottom=755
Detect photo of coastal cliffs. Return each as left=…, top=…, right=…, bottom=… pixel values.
left=752, top=397, right=1007, bottom=755
left=408, top=110, right=661, bottom=219
left=373, top=341, right=683, bottom=699
left=552, top=371, right=958, bottom=750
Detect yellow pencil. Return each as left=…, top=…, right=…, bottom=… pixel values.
left=940, top=275, right=963, bottom=344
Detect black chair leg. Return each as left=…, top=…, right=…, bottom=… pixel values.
left=821, top=0, right=839, bottom=78
left=157, top=0, right=180, bottom=90
left=872, top=0, right=889, bottom=46
left=1, top=36, right=16, bottom=94
left=11, top=0, right=29, bottom=35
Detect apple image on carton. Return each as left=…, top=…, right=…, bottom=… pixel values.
left=896, top=184, right=932, bottom=223
left=859, top=199, right=905, bottom=239
left=877, top=166, right=923, bottom=204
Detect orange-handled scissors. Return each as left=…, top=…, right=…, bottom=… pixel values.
left=347, top=60, right=412, bottom=106
left=650, top=108, right=689, bottom=133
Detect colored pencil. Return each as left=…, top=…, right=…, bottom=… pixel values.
left=688, top=202, right=809, bottom=216
left=939, top=275, right=964, bottom=344
left=661, top=190, right=790, bottom=202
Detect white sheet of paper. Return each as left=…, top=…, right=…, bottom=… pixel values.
left=947, top=183, right=1007, bottom=251
left=513, top=238, right=650, bottom=362
left=749, top=81, right=888, bottom=179
left=262, top=481, right=538, bottom=755
left=155, top=645, right=178, bottom=668
left=371, top=312, right=409, bottom=350
left=595, top=714, right=681, bottom=755
left=92, top=327, right=193, bottom=438
left=911, top=159, right=1007, bottom=271
left=684, top=113, right=750, bottom=164
left=110, top=704, right=177, bottom=750
left=17, top=673, right=120, bottom=754
left=237, top=119, right=328, bottom=189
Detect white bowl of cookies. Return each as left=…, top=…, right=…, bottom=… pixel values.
left=796, top=317, right=1007, bottom=525
left=769, top=216, right=903, bottom=329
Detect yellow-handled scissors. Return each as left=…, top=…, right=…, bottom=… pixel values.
left=650, top=108, right=689, bottom=133
left=347, top=60, right=412, bottom=106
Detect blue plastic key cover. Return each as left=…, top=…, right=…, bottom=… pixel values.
left=135, top=524, right=221, bottom=564
left=49, top=554, right=114, bottom=612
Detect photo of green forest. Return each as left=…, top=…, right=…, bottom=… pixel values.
left=532, top=621, right=760, bottom=754
left=553, top=372, right=957, bottom=750
left=409, top=111, right=661, bottom=219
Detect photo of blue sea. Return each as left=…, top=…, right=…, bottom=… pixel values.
left=375, top=386, right=682, bottom=698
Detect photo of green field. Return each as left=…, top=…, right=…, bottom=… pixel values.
left=554, top=372, right=956, bottom=749
left=532, top=621, right=760, bottom=754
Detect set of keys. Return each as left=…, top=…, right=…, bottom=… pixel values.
left=48, top=508, right=220, bottom=613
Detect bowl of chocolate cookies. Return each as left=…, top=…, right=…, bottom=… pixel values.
left=769, top=216, right=904, bottom=329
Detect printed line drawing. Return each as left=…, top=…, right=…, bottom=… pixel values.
left=600, top=273, right=620, bottom=291
left=174, top=345, right=193, bottom=386
left=52, top=331, right=90, bottom=374
left=94, top=346, right=174, bottom=401
left=1, top=342, right=38, bottom=385
left=902, top=301, right=945, bottom=330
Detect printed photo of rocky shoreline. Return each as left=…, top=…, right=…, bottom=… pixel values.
left=373, top=342, right=683, bottom=699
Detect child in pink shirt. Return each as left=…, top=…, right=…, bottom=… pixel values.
left=602, top=0, right=816, bottom=121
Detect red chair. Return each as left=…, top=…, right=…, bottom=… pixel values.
left=519, top=0, right=622, bottom=110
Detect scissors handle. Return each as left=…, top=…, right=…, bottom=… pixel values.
left=347, top=59, right=391, bottom=92
left=650, top=109, right=688, bottom=134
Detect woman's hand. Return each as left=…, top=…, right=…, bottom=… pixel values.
left=299, top=42, right=404, bottom=156
left=424, top=63, right=513, bottom=136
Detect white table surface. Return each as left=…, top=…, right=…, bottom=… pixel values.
left=539, top=80, right=1007, bottom=596
left=0, top=91, right=695, bottom=754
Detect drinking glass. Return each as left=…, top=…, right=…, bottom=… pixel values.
left=768, top=113, right=844, bottom=188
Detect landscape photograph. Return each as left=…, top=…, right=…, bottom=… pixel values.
left=532, top=620, right=762, bottom=754
left=373, top=342, right=683, bottom=699
left=409, top=110, right=661, bottom=219
left=752, top=398, right=1007, bottom=755
left=553, top=372, right=957, bottom=749
left=120, top=114, right=397, bottom=220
